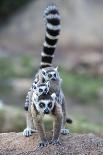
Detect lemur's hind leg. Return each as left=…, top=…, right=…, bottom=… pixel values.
left=60, top=97, right=70, bottom=135
left=23, top=111, right=37, bottom=137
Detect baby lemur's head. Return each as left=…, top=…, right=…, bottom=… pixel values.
left=41, top=66, right=62, bottom=82
left=32, top=81, right=50, bottom=96
left=33, top=93, right=56, bottom=115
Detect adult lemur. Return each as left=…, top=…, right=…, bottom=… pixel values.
left=23, top=4, right=72, bottom=147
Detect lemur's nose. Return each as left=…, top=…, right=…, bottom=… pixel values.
left=44, top=108, right=49, bottom=114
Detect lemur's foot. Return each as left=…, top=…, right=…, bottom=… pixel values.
left=23, top=128, right=32, bottom=137
left=50, top=139, right=61, bottom=145
left=38, top=140, right=49, bottom=148
left=60, top=128, right=70, bottom=135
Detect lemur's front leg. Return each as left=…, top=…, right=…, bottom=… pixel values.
left=60, top=97, right=70, bottom=135
left=35, top=116, right=48, bottom=147
left=51, top=103, right=63, bottom=145
left=31, top=104, right=48, bottom=148
left=23, top=111, right=37, bottom=137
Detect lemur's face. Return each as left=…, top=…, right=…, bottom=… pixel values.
left=32, top=81, right=50, bottom=96
left=41, top=67, right=60, bottom=81
left=34, top=93, right=56, bottom=114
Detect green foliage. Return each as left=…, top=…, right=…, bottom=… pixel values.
left=0, top=58, right=14, bottom=79
left=0, top=57, right=103, bottom=104
left=0, top=106, right=26, bottom=132
left=60, top=68, right=103, bottom=104
left=67, top=116, right=103, bottom=136
left=0, top=109, right=5, bottom=127
left=11, top=109, right=26, bottom=132
left=0, top=56, right=37, bottom=79
left=42, top=116, right=103, bottom=137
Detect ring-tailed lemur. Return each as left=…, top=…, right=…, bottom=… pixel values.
left=24, top=81, right=50, bottom=111
left=23, top=81, right=50, bottom=136
left=23, top=4, right=72, bottom=147
left=31, top=92, right=63, bottom=147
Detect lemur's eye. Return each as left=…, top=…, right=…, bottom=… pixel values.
left=48, top=74, right=52, bottom=78
left=39, top=102, right=45, bottom=108
left=32, top=85, right=36, bottom=89
left=42, top=71, right=46, bottom=75
left=48, top=102, right=52, bottom=108
left=54, top=73, right=56, bottom=77
left=34, top=81, right=37, bottom=84
left=39, top=88, right=43, bottom=92
left=45, top=88, right=47, bottom=92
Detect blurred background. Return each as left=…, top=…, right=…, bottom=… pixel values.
left=0, top=0, right=103, bottom=135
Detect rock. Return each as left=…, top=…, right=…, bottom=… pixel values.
left=0, top=132, right=103, bottom=155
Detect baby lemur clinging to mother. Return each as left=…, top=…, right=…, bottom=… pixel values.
left=23, top=4, right=72, bottom=147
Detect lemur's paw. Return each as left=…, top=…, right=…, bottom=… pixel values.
left=31, top=128, right=38, bottom=133
left=38, top=140, right=49, bottom=148
left=61, top=128, right=70, bottom=135
left=50, top=139, right=61, bottom=145
left=23, top=128, right=32, bottom=137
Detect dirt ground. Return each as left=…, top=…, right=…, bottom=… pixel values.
left=0, top=132, right=103, bottom=155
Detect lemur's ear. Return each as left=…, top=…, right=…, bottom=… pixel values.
left=54, top=66, right=58, bottom=71
left=41, top=69, right=46, bottom=76
left=51, top=93, right=56, bottom=101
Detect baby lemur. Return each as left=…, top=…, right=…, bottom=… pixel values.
left=23, top=4, right=72, bottom=147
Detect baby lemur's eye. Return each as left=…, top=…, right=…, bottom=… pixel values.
left=42, top=71, right=46, bottom=75
left=32, top=85, right=36, bottom=89
left=48, top=102, right=52, bottom=108
left=39, top=88, right=43, bottom=92
left=39, top=102, right=45, bottom=108
left=48, top=74, right=52, bottom=78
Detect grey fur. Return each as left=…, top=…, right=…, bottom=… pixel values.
left=23, top=4, right=72, bottom=147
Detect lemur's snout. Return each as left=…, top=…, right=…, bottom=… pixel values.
left=44, top=108, right=49, bottom=114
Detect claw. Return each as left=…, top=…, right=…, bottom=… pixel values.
left=51, top=139, right=61, bottom=145
left=38, top=140, right=48, bottom=148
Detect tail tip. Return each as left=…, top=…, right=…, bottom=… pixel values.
left=44, top=3, right=59, bottom=16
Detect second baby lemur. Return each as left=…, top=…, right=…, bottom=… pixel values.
left=23, top=4, right=72, bottom=147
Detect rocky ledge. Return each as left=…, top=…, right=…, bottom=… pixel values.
left=0, top=132, right=103, bottom=155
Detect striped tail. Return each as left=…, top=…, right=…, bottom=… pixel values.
left=40, top=4, right=61, bottom=68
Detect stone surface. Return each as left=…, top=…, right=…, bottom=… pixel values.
left=0, top=132, right=103, bottom=155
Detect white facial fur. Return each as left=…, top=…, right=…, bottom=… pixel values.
left=36, top=81, right=50, bottom=96
left=32, top=93, right=56, bottom=114
left=41, top=67, right=61, bottom=81
left=32, top=81, right=50, bottom=96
